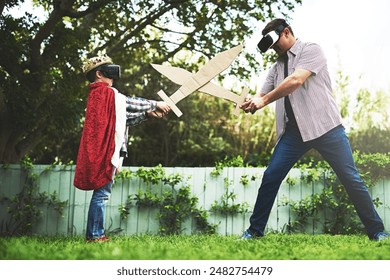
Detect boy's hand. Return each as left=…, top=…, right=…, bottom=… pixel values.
left=156, top=101, right=171, bottom=114
left=147, top=111, right=165, bottom=119
left=148, top=101, right=171, bottom=119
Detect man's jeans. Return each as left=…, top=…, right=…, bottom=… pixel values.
left=86, top=180, right=113, bottom=240
left=249, top=125, right=384, bottom=239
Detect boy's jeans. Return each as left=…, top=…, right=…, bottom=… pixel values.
left=86, top=179, right=113, bottom=240
left=249, top=125, right=384, bottom=239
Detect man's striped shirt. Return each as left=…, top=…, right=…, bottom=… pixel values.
left=260, top=39, right=342, bottom=142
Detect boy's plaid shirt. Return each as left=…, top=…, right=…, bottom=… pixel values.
left=125, top=96, right=157, bottom=126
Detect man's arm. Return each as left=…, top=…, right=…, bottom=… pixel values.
left=240, top=68, right=312, bottom=113
left=262, top=68, right=312, bottom=105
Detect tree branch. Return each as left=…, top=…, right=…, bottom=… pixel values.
left=150, top=23, right=193, bottom=35
left=0, top=0, right=5, bottom=15
left=29, top=1, right=67, bottom=73
left=62, top=0, right=115, bottom=18
left=29, top=0, right=116, bottom=72
left=105, top=0, right=187, bottom=54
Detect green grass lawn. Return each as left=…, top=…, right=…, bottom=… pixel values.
left=0, top=234, right=389, bottom=260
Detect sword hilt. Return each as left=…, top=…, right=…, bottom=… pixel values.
left=157, top=90, right=183, bottom=117
left=232, top=87, right=249, bottom=116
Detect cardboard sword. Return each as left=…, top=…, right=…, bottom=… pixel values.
left=152, top=44, right=249, bottom=117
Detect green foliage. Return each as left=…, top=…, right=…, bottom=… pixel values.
left=1, top=234, right=389, bottom=260
left=211, top=155, right=245, bottom=176
left=0, top=0, right=300, bottom=165
left=353, top=151, right=390, bottom=187
left=136, top=164, right=165, bottom=185
left=211, top=190, right=249, bottom=216
left=2, top=150, right=389, bottom=237
left=349, top=128, right=390, bottom=155
left=298, top=161, right=325, bottom=183
left=239, top=174, right=259, bottom=187
left=114, top=169, right=134, bottom=181
left=0, top=156, right=68, bottom=236
left=160, top=93, right=277, bottom=167
left=162, top=173, right=185, bottom=188
left=158, top=185, right=215, bottom=235
left=135, top=191, right=161, bottom=208
left=285, top=152, right=390, bottom=235
left=286, top=176, right=297, bottom=187
left=333, top=71, right=390, bottom=156
left=2, top=0, right=390, bottom=172
left=116, top=166, right=217, bottom=235
left=208, top=157, right=253, bottom=215
left=210, top=178, right=249, bottom=215
left=261, top=52, right=279, bottom=70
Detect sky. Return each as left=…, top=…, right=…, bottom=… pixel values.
left=247, top=0, right=390, bottom=92
left=293, top=0, right=390, bottom=91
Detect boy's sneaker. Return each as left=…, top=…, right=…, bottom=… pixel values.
left=86, top=235, right=110, bottom=243
left=372, top=232, right=390, bottom=242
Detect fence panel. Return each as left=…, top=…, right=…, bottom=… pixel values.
left=1, top=165, right=389, bottom=237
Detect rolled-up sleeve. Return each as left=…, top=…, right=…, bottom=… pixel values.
left=295, top=43, right=326, bottom=75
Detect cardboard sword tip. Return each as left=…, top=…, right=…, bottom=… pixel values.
left=152, top=44, right=245, bottom=117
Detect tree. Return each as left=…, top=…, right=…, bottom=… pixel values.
left=0, top=0, right=301, bottom=164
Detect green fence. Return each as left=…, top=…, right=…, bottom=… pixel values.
left=1, top=165, right=389, bottom=236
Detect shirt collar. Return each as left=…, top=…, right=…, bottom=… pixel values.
left=277, top=38, right=302, bottom=63
left=288, top=38, right=302, bottom=56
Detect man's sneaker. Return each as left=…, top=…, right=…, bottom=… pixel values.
left=373, top=232, right=390, bottom=242
left=239, top=229, right=261, bottom=240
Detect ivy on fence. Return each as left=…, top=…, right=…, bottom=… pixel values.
left=283, top=152, right=390, bottom=235
left=209, top=153, right=390, bottom=236
left=0, top=156, right=68, bottom=236
left=116, top=165, right=217, bottom=235
left=210, top=178, right=249, bottom=215
left=1, top=152, right=389, bottom=237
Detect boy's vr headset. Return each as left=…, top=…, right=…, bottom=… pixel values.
left=257, top=21, right=290, bottom=53
left=95, top=64, right=121, bottom=80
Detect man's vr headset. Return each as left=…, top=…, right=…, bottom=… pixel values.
left=257, top=21, right=290, bottom=53
left=96, top=64, right=121, bottom=80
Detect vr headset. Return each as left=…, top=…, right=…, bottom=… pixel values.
left=96, top=64, right=121, bottom=80
left=257, top=21, right=290, bottom=53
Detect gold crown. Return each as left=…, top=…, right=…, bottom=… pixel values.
left=82, top=54, right=113, bottom=73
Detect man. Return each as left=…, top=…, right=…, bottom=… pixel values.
left=74, top=54, right=170, bottom=242
left=240, top=18, right=388, bottom=241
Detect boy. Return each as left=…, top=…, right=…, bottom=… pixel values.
left=74, top=54, right=170, bottom=242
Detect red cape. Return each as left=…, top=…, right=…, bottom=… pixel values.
left=74, top=82, right=116, bottom=190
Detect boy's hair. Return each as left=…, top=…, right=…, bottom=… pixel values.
left=262, top=18, right=294, bottom=37
left=86, top=69, right=98, bottom=83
